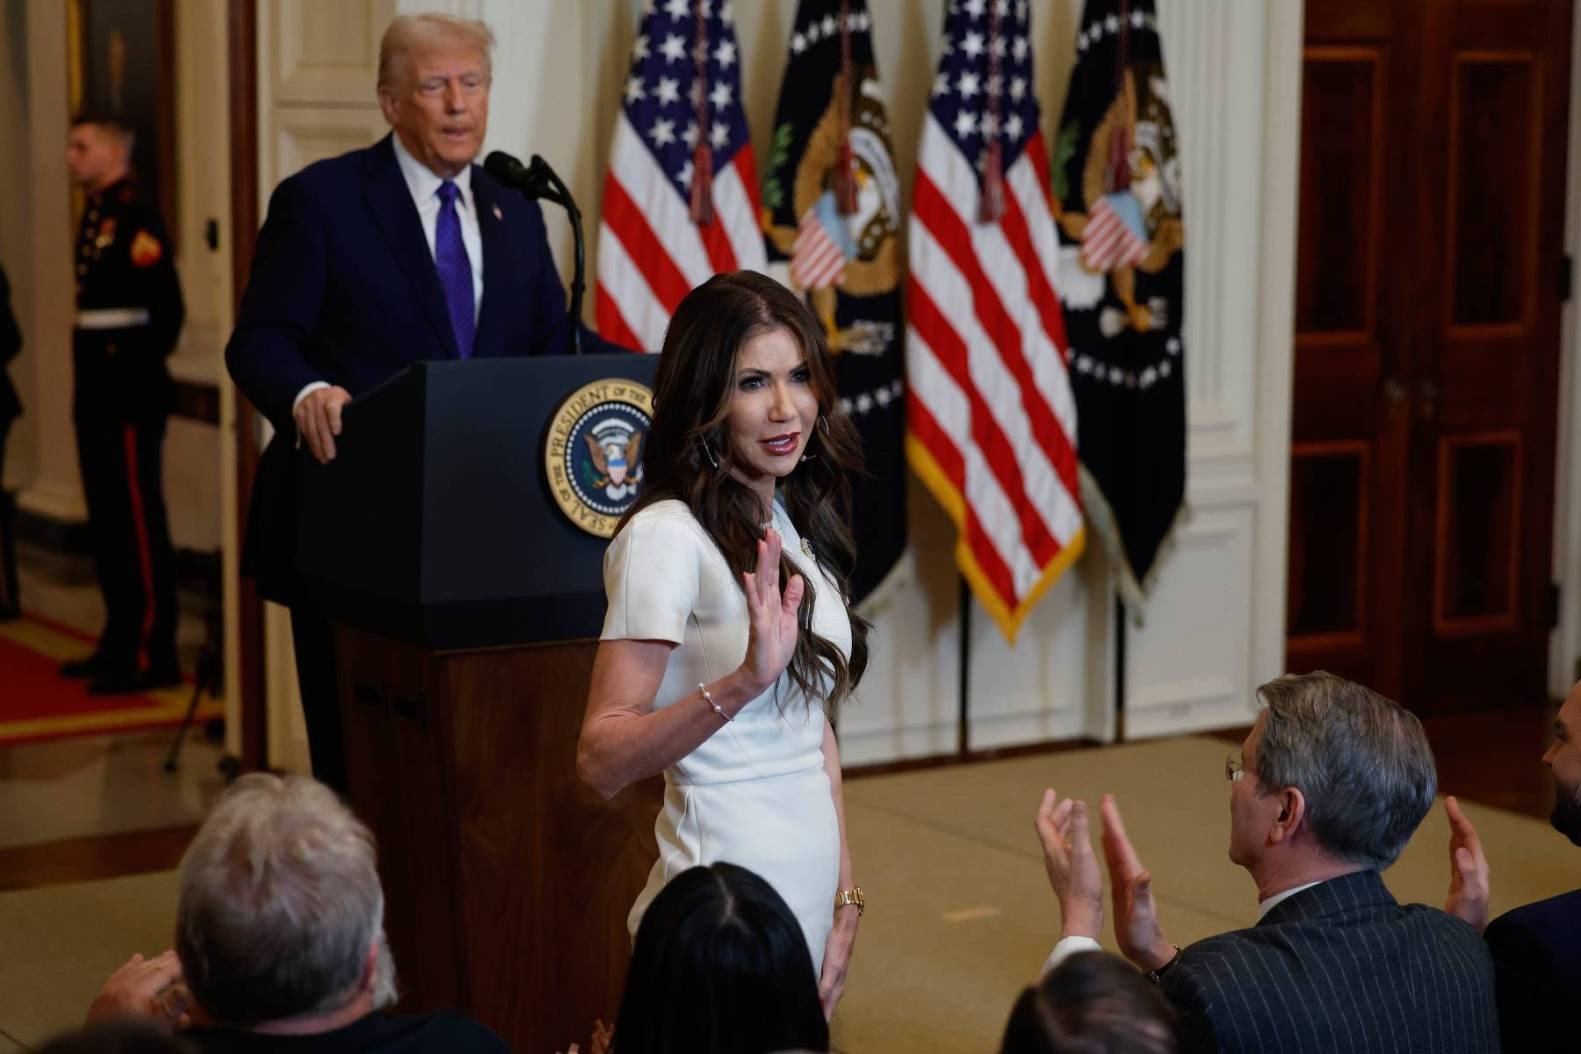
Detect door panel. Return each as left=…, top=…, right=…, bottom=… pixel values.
left=1292, top=0, right=1569, bottom=714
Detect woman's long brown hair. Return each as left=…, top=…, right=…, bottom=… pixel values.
left=620, top=271, right=870, bottom=716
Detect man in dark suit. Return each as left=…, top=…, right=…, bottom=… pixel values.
left=227, top=13, right=608, bottom=787
left=62, top=113, right=186, bottom=693
left=1034, top=671, right=1497, bottom=1053
left=1439, top=676, right=1581, bottom=1051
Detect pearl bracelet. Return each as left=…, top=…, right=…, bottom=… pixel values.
left=699, top=682, right=731, bottom=722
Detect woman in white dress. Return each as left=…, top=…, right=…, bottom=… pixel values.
left=576, top=271, right=870, bottom=1017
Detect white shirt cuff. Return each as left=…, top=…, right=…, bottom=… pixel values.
left=291, top=382, right=330, bottom=448
left=1040, top=935, right=1103, bottom=978
left=292, top=381, right=330, bottom=414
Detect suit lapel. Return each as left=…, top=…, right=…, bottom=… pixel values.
left=362, top=136, right=458, bottom=359
left=470, top=173, right=508, bottom=359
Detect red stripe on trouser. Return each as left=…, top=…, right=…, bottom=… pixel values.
left=908, top=275, right=1060, bottom=569
left=907, top=395, right=1019, bottom=607
left=123, top=424, right=156, bottom=669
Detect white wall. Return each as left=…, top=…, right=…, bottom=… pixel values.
left=253, top=0, right=1304, bottom=765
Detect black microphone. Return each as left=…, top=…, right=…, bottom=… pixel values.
left=484, top=151, right=585, bottom=354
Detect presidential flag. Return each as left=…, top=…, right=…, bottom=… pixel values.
left=596, top=0, right=765, bottom=352
left=1053, top=0, right=1187, bottom=613
left=763, top=0, right=906, bottom=605
left=907, top=0, right=1085, bottom=642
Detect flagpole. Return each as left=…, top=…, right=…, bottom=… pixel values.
left=958, top=577, right=972, bottom=757
left=1114, top=593, right=1128, bottom=741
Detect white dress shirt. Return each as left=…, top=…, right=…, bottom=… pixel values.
left=292, top=134, right=486, bottom=416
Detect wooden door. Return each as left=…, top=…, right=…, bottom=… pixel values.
left=1289, top=0, right=1571, bottom=714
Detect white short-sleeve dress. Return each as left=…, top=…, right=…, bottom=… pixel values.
left=601, top=496, right=851, bottom=969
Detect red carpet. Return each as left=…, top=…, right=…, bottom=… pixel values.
left=0, top=615, right=220, bottom=746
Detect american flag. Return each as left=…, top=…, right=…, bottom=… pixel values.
left=790, top=192, right=856, bottom=290
left=596, top=0, right=766, bottom=352
left=906, top=0, right=1085, bottom=641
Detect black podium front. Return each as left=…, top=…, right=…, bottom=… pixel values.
left=298, top=355, right=664, bottom=1053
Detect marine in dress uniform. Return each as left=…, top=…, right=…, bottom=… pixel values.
left=62, top=114, right=185, bottom=694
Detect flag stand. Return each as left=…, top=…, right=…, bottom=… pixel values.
left=1114, top=593, right=1128, bottom=741
left=958, top=577, right=972, bottom=758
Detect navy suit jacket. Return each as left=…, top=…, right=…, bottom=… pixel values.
left=1160, top=871, right=1499, bottom=1053
left=227, top=134, right=610, bottom=601
left=1484, top=887, right=1581, bottom=1051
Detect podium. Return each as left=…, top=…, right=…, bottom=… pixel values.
left=297, top=356, right=664, bottom=1053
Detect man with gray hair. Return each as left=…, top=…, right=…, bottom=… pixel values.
left=84, top=774, right=506, bottom=1052
left=1034, top=671, right=1497, bottom=1052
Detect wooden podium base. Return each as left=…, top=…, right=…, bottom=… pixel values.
left=336, top=628, right=661, bottom=1053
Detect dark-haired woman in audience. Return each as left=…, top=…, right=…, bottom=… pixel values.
left=610, top=862, right=829, bottom=1054
left=577, top=272, right=869, bottom=1016
left=999, top=951, right=1179, bottom=1054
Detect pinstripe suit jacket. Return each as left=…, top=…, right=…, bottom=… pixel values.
left=1160, top=870, right=1498, bottom=1053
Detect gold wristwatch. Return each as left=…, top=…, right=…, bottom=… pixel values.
left=833, top=886, right=864, bottom=917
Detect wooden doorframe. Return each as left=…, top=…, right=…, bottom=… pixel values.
left=1552, top=8, right=1581, bottom=698
left=227, top=0, right=266, bottom=771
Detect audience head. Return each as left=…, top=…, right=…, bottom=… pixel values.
left=998, top=952, right=1178, bottom=1054
left=613, top=862, right=828, bottom=1054
left=37, top=1023, right=192, bottom=1054
left=66, top=112, right=134, bottom=192
left=174, top=773, right=396, bottom=1027
left=1229, top=671, right=1436, bottom=873
left=1544, top=678, right=1581, bottom=844
left=376, top=13, right=494, bottom=178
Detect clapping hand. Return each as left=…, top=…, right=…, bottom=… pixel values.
left=1099, top=795, right=1177, bottom=973
left=739, top=528, right=804, bottom=694
left=1033, top=789, right=1103, bottom=940
left=85, top=950, right=192, bottom=1030
left=1444, top=795, right=1490, bottom=932
left=558, top=1018, right=613, bottom=1054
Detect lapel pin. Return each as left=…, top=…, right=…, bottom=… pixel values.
left=491, top=204, right=503, bottom=221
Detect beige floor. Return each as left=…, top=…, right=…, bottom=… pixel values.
left=0, top=560, right=224, bottom=850
left=0, top=734, right=1571, bottom=1052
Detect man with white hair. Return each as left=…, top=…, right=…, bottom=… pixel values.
left=227, top=13, right=618, bottom=790
left=85, top=774, right=507, bottom=1052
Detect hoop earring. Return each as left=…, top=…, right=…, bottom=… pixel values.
left=820, top=415, right=831, bottom=435
left=700, top=436, right=719, bottom=470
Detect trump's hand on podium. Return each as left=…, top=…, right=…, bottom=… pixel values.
left=294, top=385, right=353, bottom=465
left=1034, top=788, right=1103, bottom=941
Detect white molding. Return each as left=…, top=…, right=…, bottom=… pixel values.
left=1250, top=0, right=1303, bottom=688
left=1552, top=3, right=1581, bottom=696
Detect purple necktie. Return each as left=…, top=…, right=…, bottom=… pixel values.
left=435, top=180, right=475, bottom=358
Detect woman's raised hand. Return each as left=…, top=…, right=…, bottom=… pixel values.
left=740, top=528, right=804, bottom=695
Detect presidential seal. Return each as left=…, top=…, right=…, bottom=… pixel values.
left=544, top=379, right=654, bottom=538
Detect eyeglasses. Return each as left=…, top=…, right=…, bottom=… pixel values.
left=1225, top=755, right=1247, bottom=782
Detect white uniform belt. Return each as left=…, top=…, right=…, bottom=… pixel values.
left=75, top=308, right=151, bottom=330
